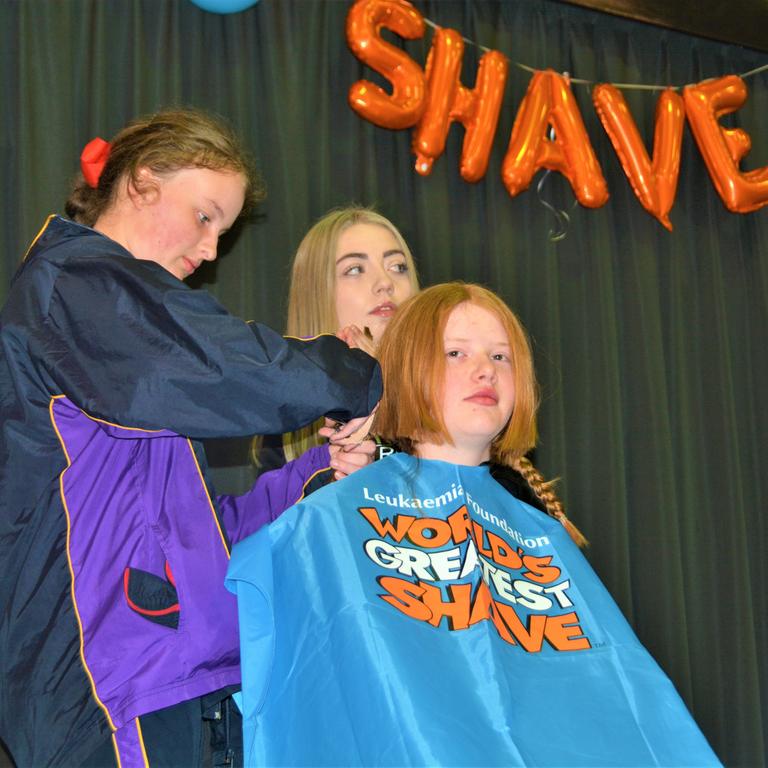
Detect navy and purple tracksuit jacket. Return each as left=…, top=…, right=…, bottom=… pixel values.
left=0, top=216, right=381, bottom=766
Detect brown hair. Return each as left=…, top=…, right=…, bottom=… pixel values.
left=374, top=282, right=587, bottom=547
left=65, top=107, right=263, bottom=227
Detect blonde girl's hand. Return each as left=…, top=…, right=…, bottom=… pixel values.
left=336, top=324, right=376, bottom=356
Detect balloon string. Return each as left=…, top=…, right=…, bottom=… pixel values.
left=535, top=122, right=575, bottom=243
left=536, top=170, right=572, bottom=243
left=421, top=16, right=768, bottom=91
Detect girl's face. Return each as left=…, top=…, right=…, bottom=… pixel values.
left=132, top=167, right=246, bottom=281
left=433, top=302, right=515, bottom=463
left=334, top=223, right=414, bottom=342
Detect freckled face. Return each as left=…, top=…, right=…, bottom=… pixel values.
left=334, top=223, right=415, bottom=342
left=439, top=303, right=516, bottom=460
left=132, top=167, right=246, bottom=281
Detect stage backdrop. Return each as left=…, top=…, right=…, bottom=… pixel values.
left=1, top=1, right=766, bottom=766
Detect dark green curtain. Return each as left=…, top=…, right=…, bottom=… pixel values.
left=1, top=1, right=766, bottom=766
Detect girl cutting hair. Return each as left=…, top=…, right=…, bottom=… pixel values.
left=0, top=108, right=379, bottom=768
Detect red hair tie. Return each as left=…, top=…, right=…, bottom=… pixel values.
left=80, top=137, right=111, bottom=188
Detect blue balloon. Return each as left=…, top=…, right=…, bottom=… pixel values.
left=189, top=0, right=259, bottom=13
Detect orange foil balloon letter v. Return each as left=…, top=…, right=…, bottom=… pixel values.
left=593, top=84, right=684, bottom=230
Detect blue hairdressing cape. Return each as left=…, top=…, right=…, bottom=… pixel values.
left=226, top=453, right=720, bottom=767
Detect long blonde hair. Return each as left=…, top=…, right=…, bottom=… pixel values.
left=286, top=206, right=419, bottom=339
left=374, top=283, right=587, bottom=547
left=251, top=206, right=419, bottom=465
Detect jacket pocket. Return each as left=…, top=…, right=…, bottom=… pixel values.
left=123, top=560, right=180, bottom=629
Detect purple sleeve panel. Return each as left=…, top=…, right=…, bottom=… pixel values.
left=217, top=444, right=331, bottom=544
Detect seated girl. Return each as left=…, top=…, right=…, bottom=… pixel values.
left=226, top=283, right=719, bottom=767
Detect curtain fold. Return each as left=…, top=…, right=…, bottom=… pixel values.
left=1, top=1, right=765, bottom=765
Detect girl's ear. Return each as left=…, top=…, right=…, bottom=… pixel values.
left=127, top=166, right=161, bottom=207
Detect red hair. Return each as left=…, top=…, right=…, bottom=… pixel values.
left=374, top=282, right=588, bottom=548
left=374, top=282, right=537, bottom=462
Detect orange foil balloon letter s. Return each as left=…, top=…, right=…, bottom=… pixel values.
left=346, top=0, right=427, bottom=129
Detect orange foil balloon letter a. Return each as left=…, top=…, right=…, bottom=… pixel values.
left=502, top=70, right=608, bottom=208
left=593, top=84, right=684, bottom=230
left=346, top=0, right=427, bottom=130
left=412, top=27, right=508, bottom=182
left=684, top=75, right=768, bottom=213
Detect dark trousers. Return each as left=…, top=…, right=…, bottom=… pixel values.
left=83, top=694, right=243, bottom=768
